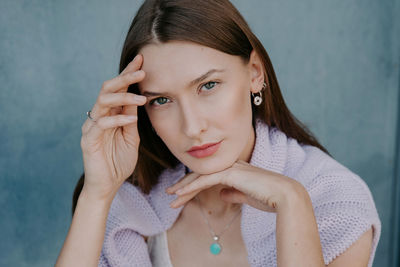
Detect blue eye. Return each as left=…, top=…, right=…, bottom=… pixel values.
left=201, top=81, right=218, bottom=91
left=149, top=97, right=169, bottom=106
left=148, top=81, right=219, bottom=107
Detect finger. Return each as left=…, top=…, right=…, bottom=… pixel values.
left=91, top=91, right=146, bottom=122
left=118, top=93, right=147, bottom=141
left=165, top=172, right=200, bottom=194
left=121, top=96, right=143, bottom=118
left=101, top=70, right=145, bottom=94
left=83, top=114, right=138, bottom=144
left=175, top=172, right=225, bottom=196
left=85, top=55, right=144, bottom=130
left=120, top=54, right=144, bottom=76
left=82, top=117, right=96, bottom=135
left=170, top=188, right=202, bottom=208
left=98, top=92, right=146, bottom=108
left=89, top=67, right=145, bottom=121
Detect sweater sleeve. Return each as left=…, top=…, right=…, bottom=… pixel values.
left=97, top=181, right=162, bottom=267
left=98, top=251, right=110, bottom=267
left=307, top=158, right=381, bottom=267
left=99, top=227, right=152, bottom=267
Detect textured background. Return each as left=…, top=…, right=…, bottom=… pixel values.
left=0, top=0, right=399, bottom=266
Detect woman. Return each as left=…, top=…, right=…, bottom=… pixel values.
left=56, top=0, right=381, bottom=266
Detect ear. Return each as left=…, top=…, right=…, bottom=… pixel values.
left=247, top=49, right=267, bottom=94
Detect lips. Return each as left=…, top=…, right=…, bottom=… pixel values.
left=187, top=140, right=222, bottom=158
left=188, top=141, right=221, bottom=152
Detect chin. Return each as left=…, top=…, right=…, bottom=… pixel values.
left=184, top=155, right=238, bottom=175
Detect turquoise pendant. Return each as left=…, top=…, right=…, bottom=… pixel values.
left=210, top=242, right=221, bottom=255
left=210, top=235, right=221, bottom=255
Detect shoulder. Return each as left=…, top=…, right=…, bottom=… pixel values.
left=300, top=145, right=376, bottom=209
left=264, top=125, right=381, bottom=265
left=293, top=146, right=381, bottom=266
left=295, top=143, right=380, bottom=235
left=283, top=138, right=372, bottom=201
left=327, top=227, right=373, bottom=267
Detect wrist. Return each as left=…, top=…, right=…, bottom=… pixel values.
left=274, top=180, right=324, bottom=266
left=275, top=180, right=310, bottom=212
left=79, top=185, right=115, bottom=208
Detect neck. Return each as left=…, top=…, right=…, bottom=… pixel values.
left=194, top=184, right=241, bottom=219
left=190, top=125, right=256, bottom=219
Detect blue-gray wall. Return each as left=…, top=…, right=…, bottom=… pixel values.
left=0, top=1, right=398, bottom=266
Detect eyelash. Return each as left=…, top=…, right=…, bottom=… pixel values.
left=148, top=81, right=219, bottom=106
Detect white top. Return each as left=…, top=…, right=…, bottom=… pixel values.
left=147, top=231, right=174, bottom=267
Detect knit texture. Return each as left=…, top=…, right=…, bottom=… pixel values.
left=98, top=118, right=381, bottom=267
left=147, top=231, right=173, bottom=267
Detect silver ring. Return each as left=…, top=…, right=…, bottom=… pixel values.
left=87, top=110, right=96, bottom=122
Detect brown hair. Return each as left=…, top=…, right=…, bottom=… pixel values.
left=72, top=0, right=331, bottom=215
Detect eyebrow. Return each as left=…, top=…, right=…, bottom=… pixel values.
left=141, top=68, right=225, bottom=97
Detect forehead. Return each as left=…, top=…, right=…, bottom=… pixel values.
left=137, top=41, right=244, bottom=92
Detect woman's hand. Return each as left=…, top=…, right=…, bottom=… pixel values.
left=80, top=54, right=147, bottom=201
left=166, top=160, right=304, bottom=213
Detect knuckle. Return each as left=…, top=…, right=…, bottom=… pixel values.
left=96, top=118, right=106, bottom=129
left=81, top=120, right=92, bottom=134
left=81, top=122, right=87, bottom=132
left=81, top=124, right=87, bottom=134
left=97, top=94, right=107, bottom=105
left=101, top=80, right=112, bottom=91
left=80, top=136, right=88, bottom=151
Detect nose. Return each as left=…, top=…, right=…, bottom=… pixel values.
left=179, top=100, right=207, bottom=139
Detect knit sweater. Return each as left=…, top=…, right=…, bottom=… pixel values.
left=98, top=118, right=381, bottom=267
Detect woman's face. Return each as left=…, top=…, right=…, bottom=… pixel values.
left=138, top=41, right=264, bottom=174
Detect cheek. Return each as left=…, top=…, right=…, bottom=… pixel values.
left=147, top=109, right=179, bottom=146
left=212, top=84, right=251, bottom=122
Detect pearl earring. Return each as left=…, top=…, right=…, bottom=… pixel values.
left=251, top=82, right=267, bottom=106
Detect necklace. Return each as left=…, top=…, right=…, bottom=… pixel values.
left=194, top=195, right=242, bottom=255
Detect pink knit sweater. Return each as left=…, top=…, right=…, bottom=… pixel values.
left=98, top=118, right=381, bottom=266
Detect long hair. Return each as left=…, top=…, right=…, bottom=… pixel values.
left=72, top=0, right=331, bottom=215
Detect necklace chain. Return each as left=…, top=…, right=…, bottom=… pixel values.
left=195, top=195, right=242, bottom=240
